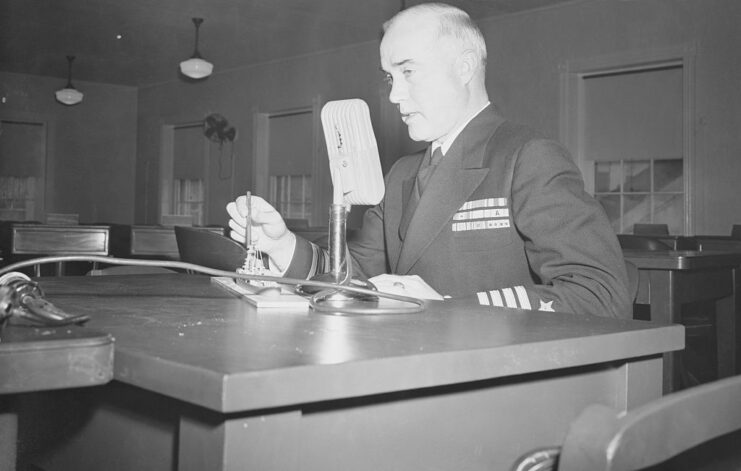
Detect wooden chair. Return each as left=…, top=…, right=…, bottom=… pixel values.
left=633, top=223, right=670, bottom=236
left=618, top=234, right=671, bottom=251
left=174, top=225, right=248, bottom=272
left=512, top=375, right=741, bottom=470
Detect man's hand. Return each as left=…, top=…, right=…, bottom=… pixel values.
left=226, top=195, right=296, bottom=272
left=369, top=274, right=444, bottom=300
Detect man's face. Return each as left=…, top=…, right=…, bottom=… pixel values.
left=380, top=19, right=466, bottom=143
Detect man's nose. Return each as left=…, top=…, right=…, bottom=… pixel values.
left=388, top=79, right=407, bottom=104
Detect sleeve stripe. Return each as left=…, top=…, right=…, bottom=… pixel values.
left=307, top=242, right=319, bottom=278
left=502, top=288, right=518, bottom=308
left=514, top=285, right=532, bottom=310
left=477, top=291, right=490, bottom=305
left=307, top=242, right=331, bottom=278
left=489, top=290, right=504, bottom=307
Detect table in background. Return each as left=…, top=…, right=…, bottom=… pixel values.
left=20, top=274, right=683, bottom=471
left=8, top=223, right=111, bottom=276
left=694, top=235, right=741, bottom=253
left=126, top=225, right=225, bottom=259
left=0, top=323, right=113, bottom=471
left=623, top=250, right=741, bottom=393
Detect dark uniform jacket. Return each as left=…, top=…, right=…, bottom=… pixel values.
left=286, top=105, right=631, bottom=318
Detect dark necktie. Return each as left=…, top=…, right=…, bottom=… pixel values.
left=399, top=146, right=443, bottom=239
left=416, top=147, right=443, bottom=196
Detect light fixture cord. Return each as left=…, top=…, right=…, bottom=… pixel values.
left=192, top=18, right=204, bottom=58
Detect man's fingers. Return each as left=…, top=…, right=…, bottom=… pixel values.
left=228, top=219, right=245, bottom=236
left=226, top=201, right=245, bottom=224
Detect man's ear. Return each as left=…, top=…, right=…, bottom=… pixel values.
left=456, top=49, right=479, bottom=84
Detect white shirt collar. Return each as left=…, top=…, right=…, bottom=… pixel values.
left=432, top=101, right=491, bottom=156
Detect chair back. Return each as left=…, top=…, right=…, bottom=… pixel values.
left=731, top=224, right=741, bottom=239
left=617, top=234, right=671, bottom=251
left=633, top=223, right=669, bottom=236
left=174, top=226, right=247, bottom=272
left=512, top=375, right=741, bottom=470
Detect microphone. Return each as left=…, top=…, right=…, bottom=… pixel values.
left=0, top=272, right=90, bottom=327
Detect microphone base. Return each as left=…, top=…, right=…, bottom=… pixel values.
left=297, top=273, right=379, bottom=309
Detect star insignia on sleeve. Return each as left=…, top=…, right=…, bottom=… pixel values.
left=538, top=300, right=555, bottom=312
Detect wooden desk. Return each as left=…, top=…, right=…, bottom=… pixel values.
left=623, top=250, right=741, bottom=393
left=620, top=234, right=698, bottom=250
left=0, top=323, right=113, bottom=471
left=10, top=224, right=111, bottom=276
left=24, top=275, right=683, bottom=471
left=130, top=225, right=224, bottom=259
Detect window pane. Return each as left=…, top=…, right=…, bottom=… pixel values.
left=594, top=162, right=621, bottom=193
left=595, top=194, right=621, bottom=233
left=654, top=194, right=684, bottom=234
left=624, top=161, right=650, bottom=192
left=624, top=194, right=651, bottom=232
left=654, top=159, right=683, bottom=193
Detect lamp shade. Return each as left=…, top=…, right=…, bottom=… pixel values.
left=180, top=18, right=213, bottom=79
left=56, top=55, right=83, bottom=106
left=179, top=57, right=213, bottom=79
left=55, top=87, right=84, bottom=105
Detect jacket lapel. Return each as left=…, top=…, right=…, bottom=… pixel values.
left=398, top=149, right=428, bottom=241
left=395, top=106, right=505, bottom=274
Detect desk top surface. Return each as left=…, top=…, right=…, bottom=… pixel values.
left=0, top=322, right=113, bottom=394
left=39, top=274, right=683, bottom=413
left=623, top=249, right=741, bottom=269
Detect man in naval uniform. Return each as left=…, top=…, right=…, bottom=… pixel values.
left=227, top=2, right=631, bottom=318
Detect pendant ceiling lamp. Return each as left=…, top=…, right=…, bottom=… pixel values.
left=180, top=17, right=213, bottom=79
left=55, top=55, right=83, bottom=105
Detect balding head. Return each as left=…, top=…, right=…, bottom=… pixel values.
left=383, top=3, right=487, bottom=76
left=380, top=3, right=489, bottom=143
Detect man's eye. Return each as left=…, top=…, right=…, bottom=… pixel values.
left=383, top=74, right=393, bottom=86
left=402, top=69, right=413, bottom=77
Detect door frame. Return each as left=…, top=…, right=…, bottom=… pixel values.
left=159, top=119, right=210, bottom=225
left=0, top=111, right=53, bottom=221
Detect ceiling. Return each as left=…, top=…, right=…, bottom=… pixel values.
left=0, top=0, right=578, bottom=87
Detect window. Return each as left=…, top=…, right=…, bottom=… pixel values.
left=264, top=109, right=316, bottom=225
left=269, top=174, right=312, bottom=220
left=0, top=119, right=46, bottom=221
left=172, top=178, right=204, bottom=225
left=560, top=47, right=694, bottom=235
left=594, top=159, right=683, bottom=234
left=0, top=176, right=37, bottom=220
left=159, top=122, right=207, bottom=226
